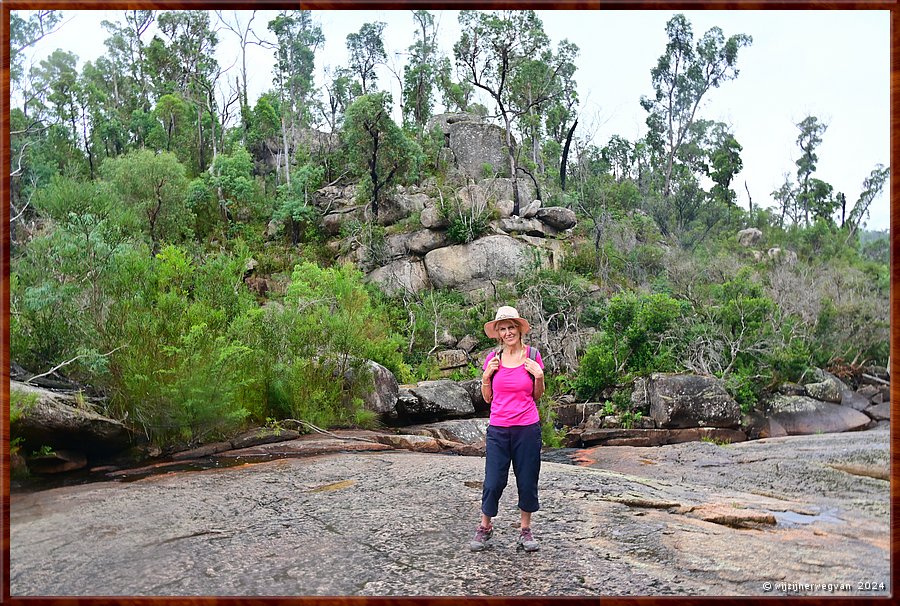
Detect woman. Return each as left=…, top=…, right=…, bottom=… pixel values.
left=470, top=306, right=545, bottom=552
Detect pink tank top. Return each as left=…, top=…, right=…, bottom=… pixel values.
left=483, top=346, right=543, bottom=427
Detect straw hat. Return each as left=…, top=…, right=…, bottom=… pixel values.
left=484, top=306, right=531, bottom=339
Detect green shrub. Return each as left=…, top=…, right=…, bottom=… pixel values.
left=438, top=185, right=493, bottom=244
left=576, top=292, right=686, bottom=399
left=229, top=262, right=404, bottom=428
left=101, top=245, right=257, bottom=447
left=538, top=395, right=565, bottom=447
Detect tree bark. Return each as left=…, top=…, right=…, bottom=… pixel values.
left=560, top=119, right=578, bottom=191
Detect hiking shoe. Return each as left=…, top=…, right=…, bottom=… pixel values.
left=469, top=525, right=493, bottom=551
left=517, top=527, right=540, bottom=552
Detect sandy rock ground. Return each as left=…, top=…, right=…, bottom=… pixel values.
left=9, top=426, right=890, bottom=597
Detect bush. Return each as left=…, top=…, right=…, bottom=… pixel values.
left=576, top=292, right=686, bottom=399
left=438, top=184, right=493, bottom=244
left=229, top=262, right=404, bottom=427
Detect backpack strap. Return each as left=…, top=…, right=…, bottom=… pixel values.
left=527, top=346, right=539, bottom=362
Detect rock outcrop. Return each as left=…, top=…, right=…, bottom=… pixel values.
left=448, top=120, right=509, bottom=179
left=763, top=395, right=872, bottom=435
left=424, top=234, right=541, bottom=291
left=398, top=381, right=475, bottom=420
left=645, top=373, right=741, bottom=429
left=11, top=381, right=133, bottom=456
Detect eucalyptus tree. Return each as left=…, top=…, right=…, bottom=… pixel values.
left=845, top=164, right=890, bottom=241
left=402, top=10, right=440, bottom=132
left=640, top=14, right=751, bottom=202
left=215, top=10, right=261, bottom=138
left=11, top=11, right=63, bottom=88
left=794, top=115, right=829, bottom=225
left=31, top=50, right=81, bottom=153
left=154, top=10, right=220, bottom=172
left=101, top=149, right=192, bottom=255
left=346, top=22, right=387, bottom=96
left=267, top=10, right=324, bottom=185
left=101, top=11, right=154, bottom=113
left=319, top=66, right=353, bottom=132
left=510, top=38, right=579, bottom=178
left=342, top=93, right=420, bottom=219
left=454, top=10, right=578, bottom=214
left=436, top=56, right=475, bottom=113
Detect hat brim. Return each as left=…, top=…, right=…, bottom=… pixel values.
left=484, top=318, right=531, bottom=339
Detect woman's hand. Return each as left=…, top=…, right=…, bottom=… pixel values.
left=524, top=358, right=544, bottom=380
left=483, top=356, right=501, bottom=381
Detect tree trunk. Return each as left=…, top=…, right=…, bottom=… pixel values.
left=81, top=106, right=94, bottom=180
left=369, top=130, right=380, bottom=218
left=281, top=114, right=291, bottom=186
left=502, top=113, right=520, bottom=215
left=744, top=180, right=752, bottom=219
left=196, top=104, right=204, bottom=172
left=560, top=119, right=578, bottom=191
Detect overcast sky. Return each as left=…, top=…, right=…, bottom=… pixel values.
left=18, top=9, right=891, bottom=230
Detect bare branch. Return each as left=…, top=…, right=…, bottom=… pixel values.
left=24, top=346, right=127, bottom=386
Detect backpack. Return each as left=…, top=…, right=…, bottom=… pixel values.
left=495, top=345, right=540, bottom=383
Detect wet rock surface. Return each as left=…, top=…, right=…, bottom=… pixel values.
left=10, top=427, right=889, bottom=597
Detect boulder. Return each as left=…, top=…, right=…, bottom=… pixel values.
left=459, top=378, right=489, bottom=413
left=322, top=206, right=364, bottom=237
left=804, top=370, right=848, bottom=404
left=805, top=381, right=843, bottom=404
left=11, top=381, right=133, bottom=456
left=229, top=428, right=301, bottom=450
left=763, top=395, right=872, bottom=435
left=438, top=329, right=457, bottom=348
left=373, top=434, right=442, bottom=453
left=576, top=427, right=746, bottom=448
left=401, top=418, right=489, bottom=444
left=27, top=449, right=88, bottom=474
left=741, top=411, right=788, bottom=440
left=377, top=192, right=429, bottom=226
left=767, top=247, right=798, bottom=265
left=864, top=402, right=890, bottom=421
left=424, top=235, right=542, bottom=291
left=427, top=112, right=482, bottom=137
left=359, top=360, right=400, bottom=419
left=420, top=205, right=449, bottom=229
left=841, top=389, right=872, bottom=412
left=265, top=218, right=284, bottom=239
left=456, top=335, right=479, bottom=353
left=435, top=349, right=469, bottom=370
left=552, top=402, right=606, bottom=427
left=857, top=384, right=882, bottom=404
left=449, top=121, right=509, bottom=179
left=456, top=185, right=488, bottom=212
left=495, top=199, right=515, bottom=218
left=385, top=229, right=450, bottom=257
left=631, top=377, right=650, bottom=412
left=647, top=373, right=740, bottom=429
left=536, top=207, right=577, bottom=231
left=366, top=259, right=430, bottom=296
left=520, top=199, right=542, bottom=219
left=400, top=380, right=476, bottom=420
left=737, top=228, right=762, bottom=247
left=497, top=217, right=550, bottom=237
left=777, top=382, right=806, bottom=396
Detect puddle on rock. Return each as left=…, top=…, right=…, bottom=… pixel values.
left=768, top=509, right=843, bottom=527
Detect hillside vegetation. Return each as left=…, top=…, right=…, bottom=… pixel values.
left=9, top=10, right=889, bottom=449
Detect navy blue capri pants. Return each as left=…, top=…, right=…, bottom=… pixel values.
left=481, top=422, right=542, bottom=517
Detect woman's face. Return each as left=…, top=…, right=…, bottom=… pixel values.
left=496, top=320, right=520, bottom=347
